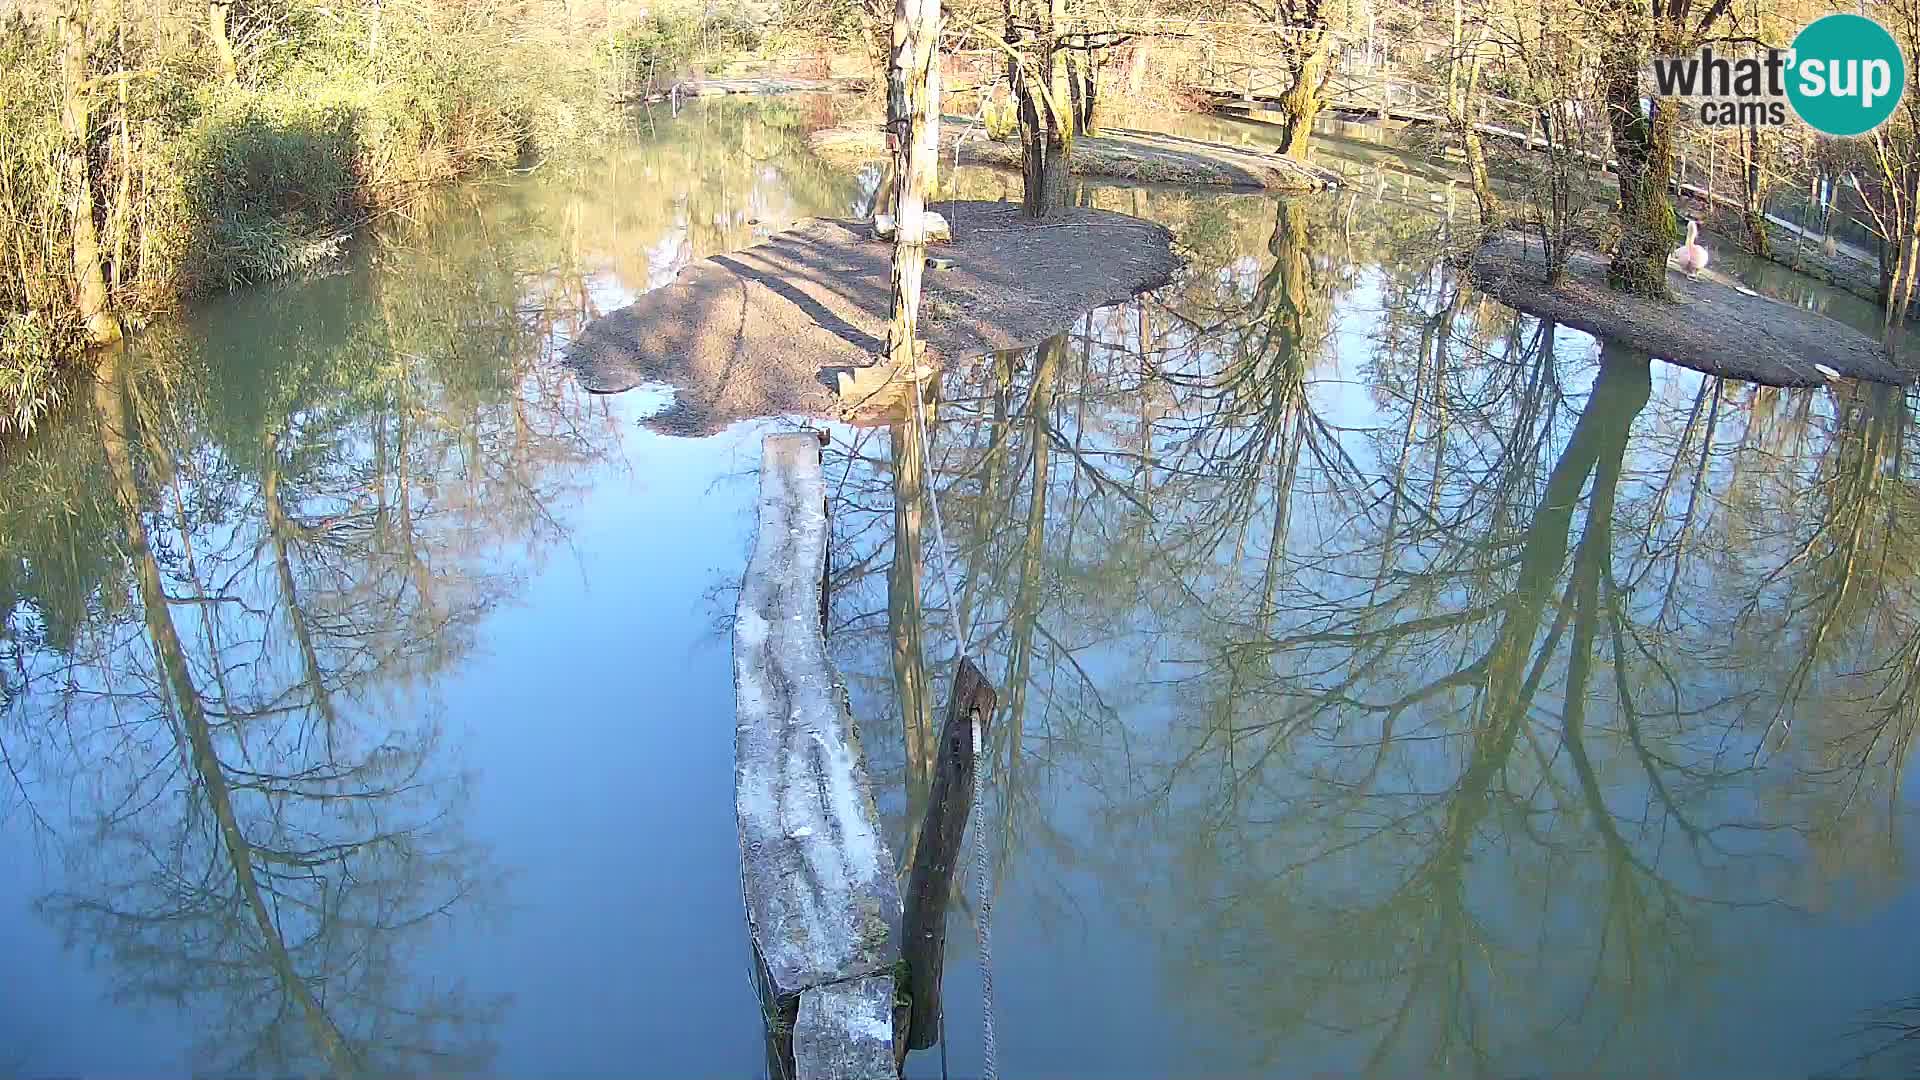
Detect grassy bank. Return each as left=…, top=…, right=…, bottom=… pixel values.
left=0, top=0, right=798, bottom=436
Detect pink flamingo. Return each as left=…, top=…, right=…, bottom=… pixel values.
left=1673, top=220, right=1710, bottom=277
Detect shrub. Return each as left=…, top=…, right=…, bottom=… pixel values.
left=0, top=0, right=634, bottom=436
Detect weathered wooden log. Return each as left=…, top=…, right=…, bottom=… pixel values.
left=736, top=432, right=903, bottom=1079
left=901, top=656, right=998, bottom=1051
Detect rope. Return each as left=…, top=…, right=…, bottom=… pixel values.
left=910, top=375, right=968, bottom=659
left=972, top=704, right=997, bottom=1080
left=908, top=371, right=996, bottom=1080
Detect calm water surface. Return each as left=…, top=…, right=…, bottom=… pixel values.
left=3, top=99, right=1919, bottom=1078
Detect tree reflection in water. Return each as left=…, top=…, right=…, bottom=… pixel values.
left=828, top=181, right=1920, bottom=1074
left=0, top=170, right=623, bottom=1073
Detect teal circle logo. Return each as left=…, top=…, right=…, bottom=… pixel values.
left=1788, top=14, right=1906, bottom=136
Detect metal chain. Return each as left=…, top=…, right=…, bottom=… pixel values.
left=971, top=709, right=997, bottom=1080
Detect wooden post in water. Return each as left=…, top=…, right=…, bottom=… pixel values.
left=900, top=657, right=998, bottom=1052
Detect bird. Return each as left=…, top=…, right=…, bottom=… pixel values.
left=1672, top=219, right=1710, bottom=277
left=1814, top=363, right=1842, bottom=381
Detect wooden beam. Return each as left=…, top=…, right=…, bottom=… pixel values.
left=900, top=656, right=998, bottom=1051
left=736, top=433, right=904, bottom=1080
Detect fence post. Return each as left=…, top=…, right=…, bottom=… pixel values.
left=900, top=658, right=998, bottom=1052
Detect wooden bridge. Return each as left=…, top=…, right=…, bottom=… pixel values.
left=1194, top=37, right=1548, bottom=148
left=1188, top=33, right=1875, bottom=272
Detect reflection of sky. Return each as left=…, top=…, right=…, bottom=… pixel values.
left=0, top=98, right=871, bottom=1079
left=0, top=396, right=807, bottom=1078
left=646, top=224, right=692, bottom=291
left=6, top=95, right=1920, bottom=1080
left=832, top=171, right=1920, bottom=1074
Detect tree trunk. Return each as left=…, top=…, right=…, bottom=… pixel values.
left=1011, top=0, right=1071, bottom=218
left=110, top=13, right=133, bottom=292
left=1068, top=49, right=1099, bottom=134
left=1448, top=12, right=1500, bottom=229
left=1018, top=103, right=1071, bottom=217
left=1066, top=51, right=1085, bottom=135
left=917, top=34, right=940, bottom=199
left=1126, top=41, right=1149, bottom=96
left=59, top=12, right=120, bottom=348
left=210, top=0, right=239, bottom=84
left=1048, top=0, right=1070, bottom=138
left=94, top=351, right=357, bottom=1076
left=1883, top=167, right=1920, bottom=322
left=885, top=0, right=939, bottom=367
left=1743, top=122, right=1771, bottom=257
left=1276, top=35, right=1329, bottom=160
left=1604, top=50, right=1677, bottom=299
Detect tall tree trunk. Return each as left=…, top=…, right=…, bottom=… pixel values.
left=1879, top=164, right=1916, bottom=316
left=885, top=0, right=939, bottom=368
left=1741, top=123, right=1771, bottom=256
left=1447, top=0, right=1499, bottom=228
left=1010, top=0, right=1070, bottom=219
left=1010, top=0, right=1073, bottom=216
left=1126, top=41, right=1149, bottom=96
left=1067, top=48, right=1099, bottom=134
left=1014, top=71, right=1071, bottom=216
left=1276, top=35, right=1330, bottom=160
left=210, top=0, right=240, bottom=84
left=59, top=11, right=120, bottom=348
left=110, top=6, right=132, bottom=291
left=1887, top=170, right=1920, bottom=324
left=1604, top=50, right=1677, bottom=299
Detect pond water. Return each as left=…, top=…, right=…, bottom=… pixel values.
left=3, top=97, right=1920, bottom=1078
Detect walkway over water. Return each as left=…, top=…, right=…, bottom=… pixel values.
left=1188, top=27, right=1882, bottom=283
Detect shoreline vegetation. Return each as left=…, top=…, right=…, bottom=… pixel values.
left=14, top=0, right=1920, bottom=438
left=0, top=0, right=793, bottom=435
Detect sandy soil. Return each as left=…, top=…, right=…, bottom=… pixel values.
left=565, top=200, right=1179, bottom=434
left=1471, top=233, right=1910, bottom=387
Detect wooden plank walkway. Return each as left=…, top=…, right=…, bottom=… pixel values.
left=1192, top=51, right=1883, bottom=281
left=736, top=433, right=902, bottom=1080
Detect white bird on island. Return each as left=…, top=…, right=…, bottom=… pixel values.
left=1672, top=219, right=1710, bottom=277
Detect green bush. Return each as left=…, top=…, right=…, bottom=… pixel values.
left=170, top=91, right=363, bottom=291
left=0, top=0, right=629, bottom=438
left=0, top=311, right=79, bottom=435
left=609, top=5, right=771, bottom=91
